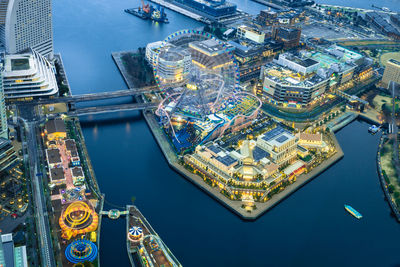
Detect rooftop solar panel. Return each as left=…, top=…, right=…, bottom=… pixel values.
left=276, top=135, right=288, bottom=143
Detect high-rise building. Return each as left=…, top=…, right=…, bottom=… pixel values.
left=0, top=0, right=53, bottom=58
left=0, top=233, right=28, bottom=267
left=2, top=49, right=58, bottom=99
left=382, top=59, right=400, bottom=88
left=273, top=27, right=301, bottom=49
left=0, top=59, right=7, bottom=139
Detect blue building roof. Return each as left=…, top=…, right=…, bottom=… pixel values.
left=253, top=146, right=269, bottom=162
left=215, top=155, right=237, bottom=167
left=262, top=126, right=289, bottom=142
left=208, top=144, right=223, bottom=154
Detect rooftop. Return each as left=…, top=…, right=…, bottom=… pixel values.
left=71, top=166, right=84, bottom=177
left=261, top=126, right=296, bottom=147
left=388, top=58, right=400, bottom=66
left=46, top=149, right=62, bottom=164
left=215, top=154, right=237, bottom=167
left=45, top=119, right=66, bottom=134
left=189, top=39, right=230, bottom=57
left=50, top=167, right=65, bottom=181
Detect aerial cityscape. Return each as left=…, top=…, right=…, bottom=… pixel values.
left=0, top=0, right=400, bottom=266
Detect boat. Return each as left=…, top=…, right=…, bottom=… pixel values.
left=125, top=0, right=169, bottom=23
left=344, top=205, right=362, bottom=219
left=368, top=125, right=380, bottom=134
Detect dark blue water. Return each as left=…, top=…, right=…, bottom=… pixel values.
left=53, top=0, right=400, bottom=266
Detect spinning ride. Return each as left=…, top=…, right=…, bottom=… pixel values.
left=65, top=239, right=98, bottom=264
left=59, top=201, right=99, bottom=240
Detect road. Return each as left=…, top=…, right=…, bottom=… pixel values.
left=18, top=108, right=56, bottom=267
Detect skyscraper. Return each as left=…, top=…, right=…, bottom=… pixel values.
left=0, top=0, right=53, bottom=58
left=0, top=59, right=7, bottom=139
left=382, top=59, right=400, bottom=88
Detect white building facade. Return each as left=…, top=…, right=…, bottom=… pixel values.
left=0, top=61, right=7, bottom=139
left=2, top=49, right=58, bottom=99
left=0, top=0, right=53, bottom=58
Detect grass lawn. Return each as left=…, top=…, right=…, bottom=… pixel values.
left=381, top=141, right=400, bottom=194
left=43, top=103, right=67, bottom=115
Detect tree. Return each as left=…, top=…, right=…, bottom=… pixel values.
left=131, top=196, right=136, bottom=206
left=388, top=184, right=395, bottom=193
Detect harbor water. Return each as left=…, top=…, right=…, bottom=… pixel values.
left=53, top=0, right=400, bottom=266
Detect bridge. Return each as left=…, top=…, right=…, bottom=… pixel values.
left=335, top=90, right=369, bottom=105
left=13, top=86, right=159, bottom=105
left=68, top=102, right=159, bottom=116
left=100, top=209, right=129, bottom=219
left=11, top=86, right=162, bottom=116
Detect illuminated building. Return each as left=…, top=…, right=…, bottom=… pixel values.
left=45, top=148, right=61, bottom=168
left=49, top=166, right=65, bottom=185
left=156, top=46, right=191, bottom=84
left=272, top=27, right=301, bottom=49
left=145, top=41, right=173, bottom=66
left=261, top=46, right=363, bottom=105
left=71, top=166, right=85, bottom=186
left=44, top=118, right=66, bottom=141
left=256, top=126, right=298, bottom=166
left=297, top=132, right=323, bottom=148
left=188, top=39, right=234, bottom=70
left=0, top=233, right=28, bottom=267
left=237, top=25, right=265, bottom=44
left=2, top=49, right=58, bottom=99
left=382, top=59, right=400, bottom=88
left=0, top=138, right=17, bottom=173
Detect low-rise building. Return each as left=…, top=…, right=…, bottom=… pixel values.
left=45, top=118, right=67, bottom=141
left=65, top=139, right=80, bottom=166
left=71, top=166, right=84, bottom=186
left=46, top=148, right=62, bottom=168
left=260, top=46, right=363, bottom=105
left=49, top=167, right=65, bottom=185
left=257, top=126, right=298, bottom=166
left=297, top=132, right=323, bottom=147
left=237, top=25, right=265, bottom=44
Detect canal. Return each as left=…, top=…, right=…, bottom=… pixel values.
left=53, top=0, right=400, bottom=266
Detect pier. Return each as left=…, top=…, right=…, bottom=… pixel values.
left=148, top=0, right=207, bottom=23
left=126, top=205, right=182, bottom=267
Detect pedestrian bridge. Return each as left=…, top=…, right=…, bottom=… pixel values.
left=100, top=209, right=129, bottom=219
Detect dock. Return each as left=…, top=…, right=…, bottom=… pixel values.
left=148, top=0, right=208, bottom=23
left=327, top=112, right=358, bottom=133
left=250, top=0, right=284, bottom=10
left=147, top=0, right=250, bottom=25
left=126, top=205, right=182, bottom=267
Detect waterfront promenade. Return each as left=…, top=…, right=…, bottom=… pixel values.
left=376, top=135, right=400, bottom=222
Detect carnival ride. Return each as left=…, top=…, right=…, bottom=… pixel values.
left=153, top=30, right=262, bottom=150
left=59, top=201, right=98, bottom=240
left=65, top=239, right=98, bottom=264
left=128, top=226, right=143, bottom=242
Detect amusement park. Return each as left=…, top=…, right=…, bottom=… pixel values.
left=41, top=117, right=102, bottom=266
left=148, top=30, right=263, bottom=154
